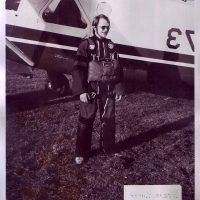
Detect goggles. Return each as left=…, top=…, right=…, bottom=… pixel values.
left=98, top=26, right=110, bottom=30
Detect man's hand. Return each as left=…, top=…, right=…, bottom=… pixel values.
left=80, top=93, right=89, bottom=103
left=115, top=94, right=122, bottom=102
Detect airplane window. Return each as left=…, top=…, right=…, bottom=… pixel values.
left=6, top=0, right=21, bottom=11
left=42, top=0, right=87, bottom=28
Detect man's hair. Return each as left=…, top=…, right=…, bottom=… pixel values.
left=92, top=14, right=110, bottom=27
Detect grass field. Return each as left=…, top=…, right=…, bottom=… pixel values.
left=6, top=68, right=194, bottom=200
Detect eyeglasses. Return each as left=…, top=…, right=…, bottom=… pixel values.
left=98, top=26, right=110, bottom=30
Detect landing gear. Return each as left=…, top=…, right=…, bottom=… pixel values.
left=45, top=71, right=71, bottom=97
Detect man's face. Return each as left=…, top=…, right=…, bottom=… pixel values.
left=95, top=18, right=110, bottom=39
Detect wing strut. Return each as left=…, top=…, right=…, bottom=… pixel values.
left=6, top=38, right=35, bottom=67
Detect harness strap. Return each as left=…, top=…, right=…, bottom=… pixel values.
left=87, top=37, right=114, bottom=60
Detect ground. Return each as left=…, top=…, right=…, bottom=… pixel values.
left=6, top=68, right=194, bottom=200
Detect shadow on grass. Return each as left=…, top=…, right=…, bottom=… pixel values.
left=6, top=90, right=78, bottom=114
left=90, top=115, right=194, bottom=158
left=115, top=115, right=194, bottom=152
left=126, top=81, right=194, bottom=100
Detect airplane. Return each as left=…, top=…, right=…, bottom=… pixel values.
left=6, top=0, right=195, bottom=96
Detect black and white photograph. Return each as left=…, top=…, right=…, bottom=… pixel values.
left=4, top=0, right=197, bottom=199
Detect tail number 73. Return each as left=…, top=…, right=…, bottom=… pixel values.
left=167, top=28, right=194, bottom=52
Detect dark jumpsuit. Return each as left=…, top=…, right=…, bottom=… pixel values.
left=72, top=35, right=124, bottom=158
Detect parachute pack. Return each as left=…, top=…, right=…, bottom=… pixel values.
left=87, top=38, right=121, bottom=83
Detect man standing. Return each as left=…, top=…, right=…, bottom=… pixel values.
left=72, top=14, right=124, bottom=164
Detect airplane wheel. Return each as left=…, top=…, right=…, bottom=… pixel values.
left=45, top=72, right=70, bottom=97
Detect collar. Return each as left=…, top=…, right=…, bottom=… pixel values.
left=93, top=35, right=108, bottom=42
